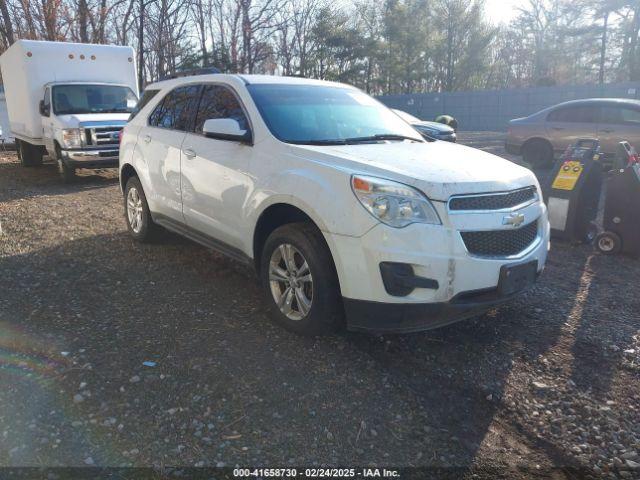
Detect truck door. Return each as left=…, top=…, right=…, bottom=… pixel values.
left=545, top=104, right=598, bottom=154
left=41, top=87, right=55, bottom=156
left=597, top=104, right=640, bottom=157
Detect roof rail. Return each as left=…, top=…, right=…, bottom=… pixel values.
left=161, top=67, right=222, bottom=81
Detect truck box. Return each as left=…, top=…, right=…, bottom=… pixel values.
left=0, top=40, right=137, bottom=141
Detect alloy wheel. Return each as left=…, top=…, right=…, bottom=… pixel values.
left=127, top=187, right=144, bottom=234
left=268, top=244, right=313, bottom=321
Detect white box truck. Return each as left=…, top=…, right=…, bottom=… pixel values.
left=0, top=40, right=138, bottom=181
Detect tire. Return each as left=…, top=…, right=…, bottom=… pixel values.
left=260, top=222, right=344, bottom=336
left=595, top=231, right=622, bottom=255
left=124, top=176, right=162, bottom=243
left=523, top=139, right=554, bottom=169
left=57, top=157, right=76, bottom=183
left=18, top=140, right=43, bottom=167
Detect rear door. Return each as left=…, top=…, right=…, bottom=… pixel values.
left=180, top=83, right=253, bottom=250
left=545, top=104, right=598, bottom=153
left=597, top=103, right=640, bottom=156
left=137, top=84, right=200, bottom=223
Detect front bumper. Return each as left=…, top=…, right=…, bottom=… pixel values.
left=344, top=284, right=536, bottom=333
left=324, top=200, right=550, bottom=332
left=60, top=148, right=119, bottom=169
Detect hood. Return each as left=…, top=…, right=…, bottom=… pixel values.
left=57, top=113, right=130, bottom=128
left=289, top=140, right=536, bottom=201
left=413, top=121, right=454, bottom=133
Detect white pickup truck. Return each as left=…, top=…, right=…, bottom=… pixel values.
left=0, top=40, right=138, bottom=181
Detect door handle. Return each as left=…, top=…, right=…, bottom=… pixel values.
left=599, top=129, right=614, bottom=134
left=182, top=148, right=196, bottom=158
left=143, top=135, right=151, bottom=143
left=551, top=127, right=565, bottom=131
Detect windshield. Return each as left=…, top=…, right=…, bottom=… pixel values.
left=394, top=109, right=420, bottom=124
left=247, top=84, right=423, bottom=145
left=52, top=84, right=138, bottom=115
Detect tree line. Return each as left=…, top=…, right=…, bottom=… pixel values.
left=0, top=0, right=639, bottom=94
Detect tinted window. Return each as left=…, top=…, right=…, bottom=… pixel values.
left=547, top=105, right=597, bottom=123
left=194, top=85, right=248, bottom=133
left=149, top=85, right=200, bottom=131
left=43, top=87, right=51, bottom=109
left=130, top=89, right=160, bottom=120
left=600, top=105, right=640, bottom=125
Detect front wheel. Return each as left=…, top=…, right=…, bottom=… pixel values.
left=57, top=157, right=76, bottom=183
left=260, top=223, right=343, bottom=335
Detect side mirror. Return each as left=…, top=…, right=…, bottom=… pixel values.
left=202, top=118, right=251, bottom=144
left=39, top=100, right=50, bottom=117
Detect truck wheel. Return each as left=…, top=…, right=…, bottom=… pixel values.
left=523, top=139, right=553, bottom=169
left=124, top=176, right=162, bottom=242
left=18, top=140, right=44, bottom=167
left=595, top=231, right=622, bottom=255
left=260, top=223, right=344, bottom=336
left=57, top=158, right=76, bottom=183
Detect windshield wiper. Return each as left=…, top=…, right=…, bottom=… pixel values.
left=288, top=139, right=348, bottom=145
left=344, top=134, right=422, bottom=144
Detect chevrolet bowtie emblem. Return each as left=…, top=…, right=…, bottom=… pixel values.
left=503, top=212, right=525, bottom=227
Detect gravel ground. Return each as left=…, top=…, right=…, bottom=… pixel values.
left=0, top=134, right=639, bottom=479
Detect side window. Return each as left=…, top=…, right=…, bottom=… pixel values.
left=547, top=106, right=596, bottom=123
left=621, top=107, right=640, bottom=124
left=43, top=87, right=51, bottom=110
left=148, top=85, right=200, bottom=131
left=194, top=85, right=248, bottom=133
left=130, top=89, right=159, bottom=121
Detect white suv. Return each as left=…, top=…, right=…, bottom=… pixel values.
left=119, top=74, right=550, bottom=335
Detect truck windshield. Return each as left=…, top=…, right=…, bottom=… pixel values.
left=247, top=84, right=423, bottom=145
left=52, top=84, right=137, bottom=115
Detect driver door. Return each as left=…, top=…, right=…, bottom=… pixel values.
left=41, top=87, right=55, bottom=156
left=180, top=83, right=253, bottom=250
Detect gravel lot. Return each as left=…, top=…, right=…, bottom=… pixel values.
left=0, top=133, right=639, bottom=479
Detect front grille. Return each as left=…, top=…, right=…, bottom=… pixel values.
left=85, top=126, right=123, bottom=146
left=449, top=186, right=537, bottom=211
left=461, top=220, right=539, bottom=257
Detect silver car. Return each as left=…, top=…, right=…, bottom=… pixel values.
left=506, top=98, right=640, bottom=168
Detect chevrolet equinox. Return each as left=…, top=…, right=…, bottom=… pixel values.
left=119, top=74, right=550, bottom=335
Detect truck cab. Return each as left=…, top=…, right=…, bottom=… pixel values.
left=39, top=82, right=137, bottom=180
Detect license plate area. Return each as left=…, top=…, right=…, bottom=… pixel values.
left=498, top=261, right=538, bottom=296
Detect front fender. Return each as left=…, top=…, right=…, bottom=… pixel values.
left=246, top=167, right=378, bottom=238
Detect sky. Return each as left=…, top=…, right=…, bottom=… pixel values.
left=484, top=0, right=527, bottom=25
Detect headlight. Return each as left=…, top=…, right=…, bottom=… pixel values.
left=61, top=128, right=83, bottom=148
left=351, top=175, right=441, bottom=228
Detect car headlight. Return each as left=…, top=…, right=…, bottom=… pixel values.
left=351, top=175, right=441, bottom=228
left=61, top=128, right=83, bottom=148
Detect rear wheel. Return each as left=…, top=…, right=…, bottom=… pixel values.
left=523, top=139, right=554, bottom=169
left=124, top=176, right=162, bottom=242
left=18, top=140, right=43, bottom=167
left=260, top=223, right=343, bottom=335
